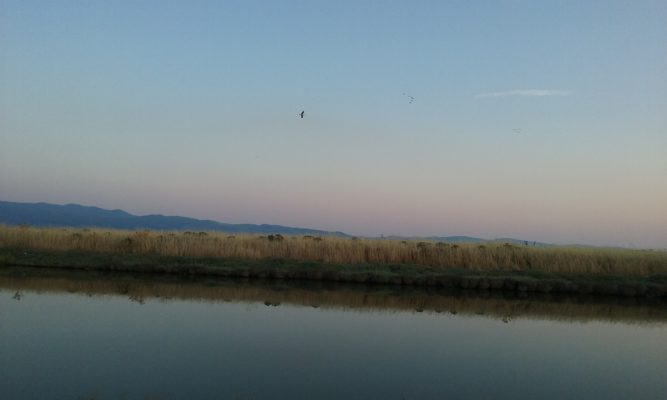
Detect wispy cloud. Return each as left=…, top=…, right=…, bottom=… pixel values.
left=475, top=89, right=573, bottom=99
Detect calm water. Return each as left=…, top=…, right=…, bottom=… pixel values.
left=1, top=270, right=666, bottom=400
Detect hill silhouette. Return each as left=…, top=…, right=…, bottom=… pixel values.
left=0, top=201, right=348, bottom=236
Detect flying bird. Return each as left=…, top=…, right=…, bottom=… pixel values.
left=299, top=111, right=305, bottom=118
left=512, top=128, right=523, bottom=135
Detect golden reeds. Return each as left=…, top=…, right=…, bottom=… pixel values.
left=1, top=225, right=665, bottom=276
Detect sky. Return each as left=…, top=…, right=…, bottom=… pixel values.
left=1, top=1, right=666, bottom=248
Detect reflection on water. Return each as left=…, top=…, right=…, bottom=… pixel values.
left=2, top=267, right=666, bottom=324
left=1, top=267, right=666, bottom=400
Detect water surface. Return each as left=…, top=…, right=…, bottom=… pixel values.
left=1, top=269, right=665, bottom=399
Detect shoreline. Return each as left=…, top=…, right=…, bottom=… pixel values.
left=3, top=266, right=666, bottom=322
left=2, top=248, right=666, bottom=299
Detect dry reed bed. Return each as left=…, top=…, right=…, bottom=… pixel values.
left=1, top=225, right=666, bottom=276
left=2, top=272, right=665, bottom=323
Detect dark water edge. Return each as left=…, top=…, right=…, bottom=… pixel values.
left=2, top=266, right=666, bottom=324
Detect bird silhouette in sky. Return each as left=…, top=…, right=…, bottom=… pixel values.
left=402, top=93, right=415, bottom=104
left=299, top=111, right=305, bottom=118
left=512, top=128, right=523, bottom=135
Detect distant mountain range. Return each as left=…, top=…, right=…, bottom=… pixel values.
left=383, top=235, right=549, bottom=246
left=0, top=200, right=547, bottom=245
left=0, top=201, right=348, bottom=237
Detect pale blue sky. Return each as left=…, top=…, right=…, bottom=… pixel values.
left=1, top=1, right=666, bottom=247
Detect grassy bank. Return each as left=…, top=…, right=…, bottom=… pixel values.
left=1, top=225, right=666, bottom=297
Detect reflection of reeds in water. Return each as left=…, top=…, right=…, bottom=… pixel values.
left=2, top=225, right=666, bottom=275
left=2, top=269, right=665, bottom=324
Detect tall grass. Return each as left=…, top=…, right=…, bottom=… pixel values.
left=1, top=225, right=665, bottom=276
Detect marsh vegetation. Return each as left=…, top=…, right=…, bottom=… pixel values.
left=1, top=225, right=665, bottom=276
